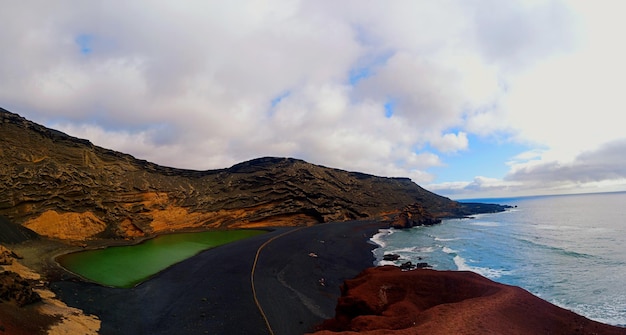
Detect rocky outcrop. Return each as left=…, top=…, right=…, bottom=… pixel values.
left=0, top=245, right=20, bottom=265
left=0, top=271, right=40, bottom=306
left=390, top=203, right=441, bottom=228
left=0, top=246, right=40, bottom=307
left=312, top=266, right=626, bottom=335
left=0, top=244, right=101, bottom=334
left=0, top=108, right=508, bottom=241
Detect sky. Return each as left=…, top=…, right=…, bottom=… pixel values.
left=2, top=0, right=626, bottom=199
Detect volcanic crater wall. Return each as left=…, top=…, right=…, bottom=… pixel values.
left=0, top=108, right=501, bottom=241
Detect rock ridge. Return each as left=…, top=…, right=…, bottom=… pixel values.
left=1, top=108, right=507, bottom=241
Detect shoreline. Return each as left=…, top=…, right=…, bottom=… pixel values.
left=7, top=226, right=278, bottom=283
left=312, top=266, right=626, bottom=335
left=4, top=219, right=626, bottom=334
left=372, top=212, right=626, bottom=328
left=55, top=228, right=271, bottom=289
left=359, top=223, right=626, bottom=332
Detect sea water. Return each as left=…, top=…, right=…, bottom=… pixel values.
left=371, top=191, right=626, bottom=326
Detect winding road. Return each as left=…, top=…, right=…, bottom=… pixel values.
left=251, top=226, right=306, bottom=335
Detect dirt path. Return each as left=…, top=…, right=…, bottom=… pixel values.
left=50, top=221, right=383, bottom=334
left=253, top=221, right=383, bottom=335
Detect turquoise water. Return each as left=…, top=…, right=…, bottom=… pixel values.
left=58, top=230, right=266, bottom=288
left=372, top=192, right=626, bottom=326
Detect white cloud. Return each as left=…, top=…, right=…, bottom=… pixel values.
left=431, top=139, right=626, bottom=198
left=427, top=176, right=524, bottom=199
left=2, top=0, right=624, bottom=198
left=431, top=132, right=468, bottom=153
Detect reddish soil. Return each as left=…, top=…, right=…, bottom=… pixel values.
left=0, top=302, right=57, bottom=335
left=312, top=266, right=626, bottom=335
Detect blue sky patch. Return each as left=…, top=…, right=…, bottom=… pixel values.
left=349, top=67, right=372, bottom=85
left=429, top=133, right=533, bottom=183
left=347, top=51, right=394, bottom=86
left=270, top=91, right=290, bottom=108
left=384, top=99, right=395, bottom=118
left=75, top=34, right=94, bottom=54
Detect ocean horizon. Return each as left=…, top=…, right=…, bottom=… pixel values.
left=371, top=191, right=626, bottom=326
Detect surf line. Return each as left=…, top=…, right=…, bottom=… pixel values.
left=251, top=226, right=307, bottom=335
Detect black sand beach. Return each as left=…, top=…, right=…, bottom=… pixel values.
left=51, top=220, right=384, bottom=334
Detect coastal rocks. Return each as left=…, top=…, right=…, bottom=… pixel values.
left=390, top=203, right=441, bottom=229
left=398, top=261, right=429, bottom=270
left=382, top=254, right=430, bottom=270
left=0, top=271, right=40, bottom=306
left=382, top=254, right=400, bottom=261
left=312, top=266, right=626, bottom=335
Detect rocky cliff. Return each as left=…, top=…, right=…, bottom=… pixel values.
left=0, top=108, right=505, bottom=241
left=312, top=266, right=626, bottom=335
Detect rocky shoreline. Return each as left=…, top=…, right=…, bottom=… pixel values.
left=1, top=220, right=626, bottom=334
left=312, top=266, right=626, bottom=335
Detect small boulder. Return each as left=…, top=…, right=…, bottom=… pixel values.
left=399, top=261, right=414, bottom=270
left=382, top=254, right=401, bottom=261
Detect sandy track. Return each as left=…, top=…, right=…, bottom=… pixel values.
left=50, top=221, right=383, bottom=334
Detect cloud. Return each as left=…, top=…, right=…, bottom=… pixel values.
left=469, top=0, right=579, bottom=70
left=4, top=0, right=621, bottom=198
left=431, top=139, right=626, bottom=198
left=507, top=139, right=626, bottom=184
left=427, top=176, right=523, bottom=198
left=431, top=132, right=469, bottom=153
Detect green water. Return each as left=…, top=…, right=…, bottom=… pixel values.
left=58, top=230, right=266, bottom=288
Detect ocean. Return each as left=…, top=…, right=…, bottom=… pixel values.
left=371, top=191, right=626, bottom=326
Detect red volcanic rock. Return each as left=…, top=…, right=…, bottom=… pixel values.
left=312, top=266, right=626, bottom=335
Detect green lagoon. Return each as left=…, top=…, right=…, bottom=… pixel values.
left=58, top=229, right=266, bottom=288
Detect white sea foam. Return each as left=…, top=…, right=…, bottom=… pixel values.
left=390, top=247, right=417, bottom=253
left=453, top=255, right=507, bottom=279
left=377, top=192, right=626, bottom=326
left=434, top=237, right=460, bottom=242
left=370, top=229, right=391, bottom=247
left=418, top=246, right=435, bottom=253
left=442, top=246, right=457, bottom=254
left=389, top=246, right=434, bottom=253
left=468, top=221, right=501, bottom=227
left=550, top=298, right=626, bottom=327
left=467, top=213, right=490, bottom=220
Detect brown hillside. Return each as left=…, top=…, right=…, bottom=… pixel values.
left=0, top=108, right=505, bottom=241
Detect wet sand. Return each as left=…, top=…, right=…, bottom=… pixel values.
left=50, top=221, right=384, bottom=334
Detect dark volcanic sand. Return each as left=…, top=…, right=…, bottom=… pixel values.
left=51, top=221, right=384, bottom=335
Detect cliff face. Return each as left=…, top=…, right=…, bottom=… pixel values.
left=0, top=108, right=502, bottom=241
left=312, top=266, right=626, bottom=335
